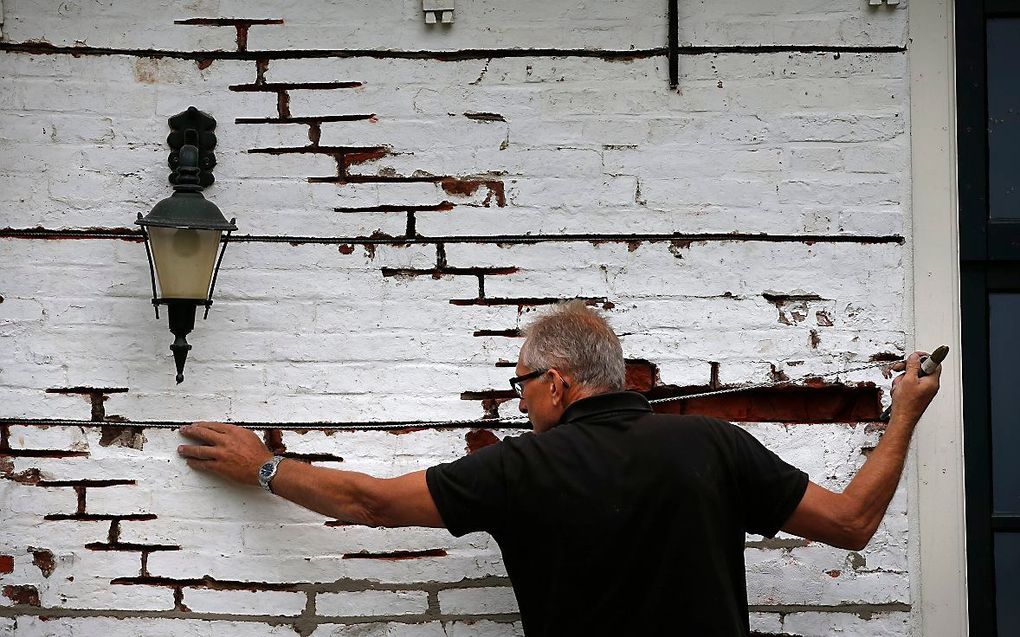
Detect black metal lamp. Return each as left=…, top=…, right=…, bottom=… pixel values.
left=138, top=107, right=236, bottom=384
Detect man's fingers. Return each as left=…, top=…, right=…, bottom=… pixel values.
left=180, top=423, right=226, bottom=443
left=186, top=458, right=215, bottom=472
left=905, top=352, right=922, bottom=375
left=178, top=444, right=220, bottom=460
left=193, top=421, right=231, bottom=434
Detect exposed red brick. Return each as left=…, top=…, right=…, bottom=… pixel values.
left=3, top=584, right=40, bottom=606
left=465, top=429, right=500, bottom=453
left=85, top=542, right=179, bottom=552
left=440, top=177, right=506, bottom=207
left=338, top=244, right=355, bottom=255
left=173, top=18, right=285, bottom=26
left=344, top=147, right=389, bottom=167
left=30, top=549, right=55, bottom=577
left=264, top=429, right=286, bottom=455
left=255, top=58, right=269, bottom=85
left=235, top=24, right=249, bottom=52
left=809, top=329, right=821, bottom=348
left=464, top=112, right=506, bottom=122
left=869, top=352, right=902, bottom=362
left=473, top=328, right=522, bottom=337
left=864, top=422, right=888, bottom=434
left=112, top=575, right=298, bottom=592
left=308, top=121, right=322, bottom=146
left=474, top=395, right=516, bottom=420
left=342, top=549, right=447, bottom=560
left=282, top=452, right=344, bottom=462
left=2, top=466, right=42, bottom=485
left=0, top=555, right=13, bottom=575
left=44, top=513, right=157, bottom=522
left=625, top=359, right=658, bottom=392
left=174, top=587, right=189, bottom=612
left=74, top=485, right=86, bottom=515
left=277, top=91, right=291, bottom=118
left=196, top=58, right=214, bottom=70
left=46, top=386, right=128, bottom=421
left=99, top=425, right=145, bottom=450
left=385, top=426, right=430, bottom=436
left=650, top=383, right=882, bottom=423
left=769, top=364, right=789, bottom=382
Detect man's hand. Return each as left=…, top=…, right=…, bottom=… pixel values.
left=783, top=350, right=943, bottom=550
left=177, top=422, right=273, bottom=486
left=888, top=351, right=942, bottom=424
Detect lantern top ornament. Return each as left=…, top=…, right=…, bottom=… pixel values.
left=138, top=149, right=237, bottom=231
left=138, top=107, right=235, bottom=232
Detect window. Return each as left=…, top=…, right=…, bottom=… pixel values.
left=957, top=1, right=1020, bottom=634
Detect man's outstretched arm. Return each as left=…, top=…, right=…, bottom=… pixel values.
left=177, top=422, right=444, bottom=528
left=781, top=351, right=941, bottom=550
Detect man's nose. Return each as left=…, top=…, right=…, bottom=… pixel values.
left=518, top=399, right=528, bottom=414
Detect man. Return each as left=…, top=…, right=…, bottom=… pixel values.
left=178, top=302, right=940, bottom=636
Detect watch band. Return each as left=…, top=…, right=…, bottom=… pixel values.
left=258, top=455, right=286, bottom=493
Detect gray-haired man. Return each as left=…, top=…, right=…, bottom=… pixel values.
left=179, top=301, right=940, bottom=636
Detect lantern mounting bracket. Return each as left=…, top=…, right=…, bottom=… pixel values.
left=167, top=106, right=217, bottom=188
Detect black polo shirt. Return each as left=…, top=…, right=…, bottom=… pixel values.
left=426, top=391, right=809, bottom=636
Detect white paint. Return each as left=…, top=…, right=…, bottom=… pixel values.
left=0, top=0, right=930, bottom=634
left=315, top=590, right=428, bottom=617
left=907, top=1, right=970, bottom=634
left=438, top=586, right=519, bottom=615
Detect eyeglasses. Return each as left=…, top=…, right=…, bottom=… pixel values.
left=509, top=369, right=570, bottom=398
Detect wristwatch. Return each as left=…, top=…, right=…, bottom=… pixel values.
left=257, top=456, right=286, bottom=493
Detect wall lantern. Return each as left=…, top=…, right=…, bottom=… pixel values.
left=137, top=107, right=236, bottom=384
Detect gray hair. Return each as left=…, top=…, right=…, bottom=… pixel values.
left=520, top=300, right=626, bottom=392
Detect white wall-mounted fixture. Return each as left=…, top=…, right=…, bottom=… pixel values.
left=423, top=0, right=454, bottom=24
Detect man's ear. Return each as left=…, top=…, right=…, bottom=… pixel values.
left=548, top=369, right=565, bottom=405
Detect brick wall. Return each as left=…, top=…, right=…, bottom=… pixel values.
left=0, top=1, right=912, bottom=635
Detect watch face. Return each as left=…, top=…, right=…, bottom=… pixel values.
left=259, top=464, right=273, bottom=479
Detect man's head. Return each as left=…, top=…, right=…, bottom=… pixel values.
left=513, top=300, right=626, bottom=432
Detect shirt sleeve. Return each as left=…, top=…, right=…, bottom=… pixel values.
left=725, top=422, right=809, bottom=538
left=425, top=441, right=510, bottom=537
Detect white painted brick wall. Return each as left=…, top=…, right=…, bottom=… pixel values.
left=315, top=590, right=428, bottom=617
left=1, top=0, right=915, bottom=634
left=438, top=587, right=519, bottom=615
left=183, top=589, right=307, bottom=616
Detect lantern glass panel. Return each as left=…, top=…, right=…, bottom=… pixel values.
left=148, top=227, right=222, bottom=299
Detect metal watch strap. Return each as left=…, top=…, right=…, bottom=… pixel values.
left=258, top=455, right=285, bottom=493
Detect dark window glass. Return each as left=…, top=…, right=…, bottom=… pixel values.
left=991, top=293, right=1020, bottom=514
left=995, top=533, right=1020, bottom=635
left=987, top=18, right=1020, bottom=219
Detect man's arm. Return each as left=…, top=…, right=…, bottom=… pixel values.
left=781, top=351, right=941, bottom=550
left=177, top=422, right=444, bottom=528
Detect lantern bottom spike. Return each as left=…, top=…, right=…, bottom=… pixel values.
left=166, top=300, right=198, bottom=384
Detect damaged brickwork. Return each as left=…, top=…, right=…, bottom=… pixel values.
left=1, top=1, right=912, bottom=635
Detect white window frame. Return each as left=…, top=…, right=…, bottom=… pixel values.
left=908, top=1, right=969, bottom=634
